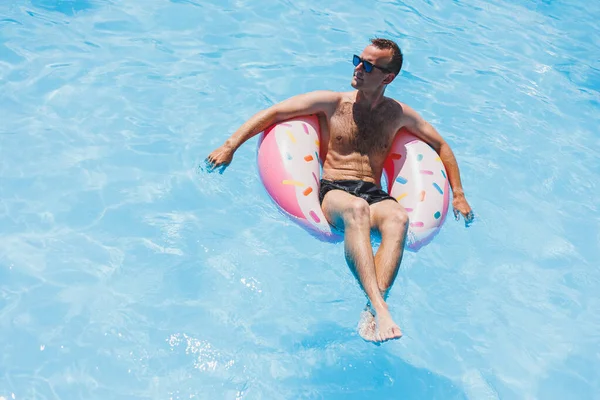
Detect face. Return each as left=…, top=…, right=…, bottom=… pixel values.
left=351, top=45, right=394, bottom=90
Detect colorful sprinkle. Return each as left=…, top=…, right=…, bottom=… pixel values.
left=417, top=154, right=423, bottom=161
left=395, top=176, right=408, bottom=184
left=286, top=130, right=296, bottom=143
left=396, top=193, right=408, bottom=201
left=410, top=221, right=424, bottom=228
left=282, top=180, right=304, bottom=187
left=303, top=187, right=313, bottom=196
left=405, top=208, right=413, bottom=212
left=304, top=155, right=314, bottom=162
left=420, top=190, right=426, bottom=202
left=420, top=170, right=434, bottom=175
left=315, top=140, right=320, bottom=147
left=434, top=211, right=441, bottom=219
left=435, top=156, right=441, bottom=162
left=286, top=152, right=293, bottom=160
left=390, top=153, right=402, bottom=160
left=309, top=210, right=320, bottom=223
left=281, top=123, right=293, bottom=127
left=315, top=151, right=319, bottom=161
left=441, top=170, right=446, bottom=179
left=302, top=123, right=309, bottom=134
left=433, top=182, right=443, bottom=194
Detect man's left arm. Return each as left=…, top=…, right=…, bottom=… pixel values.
left=399, top=103, right=474, bottom=225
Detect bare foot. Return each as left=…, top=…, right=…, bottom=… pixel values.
left=375, top=308, right=402, bottom=342
left=357, top=305, right=402, bottom=343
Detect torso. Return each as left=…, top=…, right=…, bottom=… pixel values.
left=320, top=92, right=404, bottom=186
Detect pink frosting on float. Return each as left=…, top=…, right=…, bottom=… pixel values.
left=257, top=125, right=304, bottom=220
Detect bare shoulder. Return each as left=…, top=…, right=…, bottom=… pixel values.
left=383, top=97, right=408, bottom=123
left=337, top=91, right=357, bottom=104
left=391, top=99, right=424, bottom=127
left=391, top=99, right=414, bottom=116
left=391, top=100, right=445, bottom=147
left=274, top=90, right=343, bottom=120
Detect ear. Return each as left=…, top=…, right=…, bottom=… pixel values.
left=383, top=73, right=396, bottom=85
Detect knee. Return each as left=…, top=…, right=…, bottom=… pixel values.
left=343, top=198, right=370, bottom=225
left=381, top=208, right=409, bottom=233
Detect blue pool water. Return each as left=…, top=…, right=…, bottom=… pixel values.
left=1, top=0, right=599, bottom=398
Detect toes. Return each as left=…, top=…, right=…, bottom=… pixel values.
left=380, top=327, right=402, bottom=342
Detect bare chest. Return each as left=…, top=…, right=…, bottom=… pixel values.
left=329, top=102, right=398, bottom=155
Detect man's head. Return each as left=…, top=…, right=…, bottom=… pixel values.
left=351, top=38, right=403, bottom=90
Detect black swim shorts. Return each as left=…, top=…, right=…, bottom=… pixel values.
left=318, top=179, right=397, bottom=206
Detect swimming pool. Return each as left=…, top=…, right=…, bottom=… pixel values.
left=1, top=0, right=599, bottom=398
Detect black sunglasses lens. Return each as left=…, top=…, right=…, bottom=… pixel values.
left=353, top=55, right=374, bottom=73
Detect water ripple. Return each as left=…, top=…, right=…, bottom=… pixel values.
left=0, top=0, right=598, bottom=398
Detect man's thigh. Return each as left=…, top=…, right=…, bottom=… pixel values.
left=369, top=199, right=406, bottom=231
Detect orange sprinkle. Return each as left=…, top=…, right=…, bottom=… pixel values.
left=303, top=187, right=313, bottom=196
left=420, top=190, right=426, bottom=202
left=315, top=140, right=320, bottom=147
left=304, top=155, right=314, bottom=162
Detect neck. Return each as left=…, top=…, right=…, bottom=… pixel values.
left=356, top=86, right=386, bottom=109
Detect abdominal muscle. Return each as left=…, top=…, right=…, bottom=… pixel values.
left=321, top=152, right=385, bottom=186
left=317, top=102, right=394, bottom=188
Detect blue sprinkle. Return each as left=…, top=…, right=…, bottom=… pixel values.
left=417, top=154, right=423, bottom=161
left=395, top=176, right=408, bottom=184
left=434, top=211, right=441, bottom=219
left=441, top=170, right=446, bottom=179
left=286, top=152, right=293, bottom=160
left=433, top=182, right=443, bottom=194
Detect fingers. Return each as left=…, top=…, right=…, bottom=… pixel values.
left=203, top=156, right=217, bottom=172
left=203, top=155, right=230, bottom=174
left=464, top=210, right=475, bottom=227
left=465, top=210, right=474, bottom=221
left=453, top=207, right=475, bottom=227
left=203, top=155, right=222, bottom=173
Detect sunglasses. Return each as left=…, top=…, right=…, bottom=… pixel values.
left=353, top=54, right=391, bottom=74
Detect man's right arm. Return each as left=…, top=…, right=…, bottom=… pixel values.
left=205, top=91, right=340, bottom=171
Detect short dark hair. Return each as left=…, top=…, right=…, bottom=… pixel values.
left=370, top=38, right=403, bottom=75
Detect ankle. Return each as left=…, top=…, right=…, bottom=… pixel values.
left=371, top=299, right=389, bottom=313
left=365, top=299, right=386, bottom=314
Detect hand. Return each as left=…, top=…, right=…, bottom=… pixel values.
left=204, top=144, right=235, bottom=174
left=452, top=193, right=474, bottom=227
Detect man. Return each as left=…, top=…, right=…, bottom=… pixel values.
left=206, top=38, right=474, bottom=343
